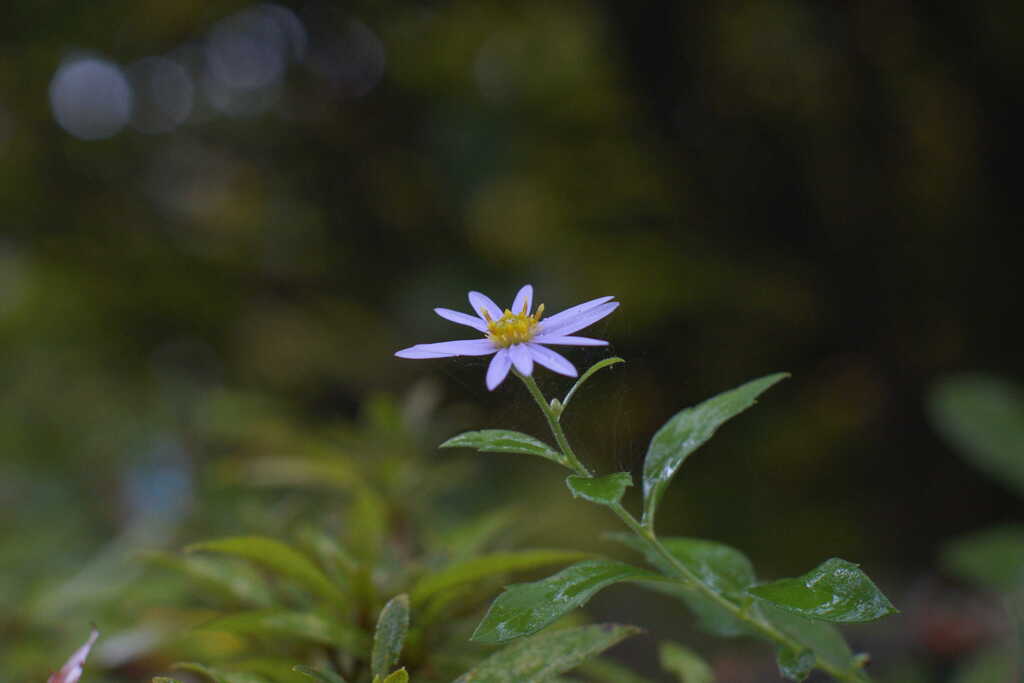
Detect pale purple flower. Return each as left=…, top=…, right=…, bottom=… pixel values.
left=396, top=285, right=618, bottom=390
left=48, top=628, right=99, bottom=683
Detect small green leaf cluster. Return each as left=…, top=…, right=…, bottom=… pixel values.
left=444, top=364, right=898, bottom=681
left=147, top=394, right=621, bottom=682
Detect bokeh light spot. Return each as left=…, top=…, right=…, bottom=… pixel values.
left=128, top=57, right=194, bottom=134
left=49, top=57, right=133, bottom=140
left=205, top=4, right=299, bottom=90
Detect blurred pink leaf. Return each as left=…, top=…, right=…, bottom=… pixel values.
left=48, top=628, right=99, bottom=683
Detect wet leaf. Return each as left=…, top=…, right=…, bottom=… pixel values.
left=757, top=604, right=867, bottom=681
left=566, top=472, right=632, bottom=507
left=440, top=430, right=566, bottom=467
left=610, top=534, right=756, bottom=636
left=775, top=644, right=815, bottom=681
left=471, top=559, right=663, bottom=643
left=642, top=373, right=788, bottom=528
left=749, top=558, right=897, bottom=623
left=609, top=534, right=756, bottom=596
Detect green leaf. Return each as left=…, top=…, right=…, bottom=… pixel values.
left=775, top=645, right=815, bottom=681
left=381, top=669, right=409, bottom=683
left=297, top=526, right=359, bottom=581
left=663, top=585, right=751, bottom=637
left=929, top=374, right=1024, bottom=497
left=440, top=430, right=567, bottom=467
left=456, top=623, right=641, bottom=682
left=197, top=610, right=369, bottom=654
left=561, top=357, right=625, bottom=412
left=641, top=373, right=788, bottom=528
left=610, top=534, right=756, bottom=596
left=757, top=604, right=867, bottom=681
left=606, top=533, right=757, bottom=637
left=661, top=538, right=756, bottom=596
left=566, top=473, right=632, bottom=507
left=942, top=525, right=1024, bottom=591
left=187, top=536, right=344, bottom=603
left=153, top=679, right=185, bottom=683
left=172, top=663, right=229, bottom=683
left=577, top=657, right=659, bottom=683
left=411, top=549, right=587, bottom=604
left=292, top=666, right=348, bottom=683
left=659, top=641, right=714, bottom=683
left=229, top=659, right=310, bottom=683
left=749, top=558, right=897, bottom=623
left=471, top=559, right=664, bottom=644
left=172, top=663, right=268, bottom=683
left=372, top=594, right=410, bottom=678
left=144, top=551, right=275, bottom=608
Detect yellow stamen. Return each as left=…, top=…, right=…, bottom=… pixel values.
left=485, top=303, right=544, bottom=348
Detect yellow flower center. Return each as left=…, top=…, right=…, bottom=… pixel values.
left=482, top=303, right=545, bottom=348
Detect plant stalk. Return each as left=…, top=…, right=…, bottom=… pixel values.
left=519, top=371, right=869, bottom=683
left=515, top=370, right=591, bottom=477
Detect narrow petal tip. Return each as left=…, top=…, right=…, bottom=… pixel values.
left=48, top=628, right=99, bottom=683
left=485, top=349, right=513, bottom=390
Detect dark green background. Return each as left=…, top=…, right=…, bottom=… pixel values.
left=2, top=1, right=1020, bottom=680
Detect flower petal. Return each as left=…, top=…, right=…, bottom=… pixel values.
left=394, top=346, right=453, bottom=359
left=49, top=628, right=99, bottom=683
left=539, top=301, right=618, bottom=337
left=539, top=296, right=614, bottom=331
left=532, top=335, right=609, bottom=346
left=396, top=339, right=496, bottom=358
left=511, top=284, right=533, bottom=315
left=486, top=349, right=513, bottom=390
left=435, top=307, right=488, bottom=332
left=509, top=343, right=534, bottom=375
left=468, top=291, right=502, bottom=321
left=526, top=343, right=578, bottom=377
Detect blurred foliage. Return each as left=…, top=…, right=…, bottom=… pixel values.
left=929, top=374, right=1024, bottom=682
left=5, top=389, right=635, bottom=681
left=2, top=0, right=1023, bottom=680
left=929, top=375, right=1024, bottom=499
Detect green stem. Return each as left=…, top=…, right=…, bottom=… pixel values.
left=514, top=370, right=591, bottom=477
left=516, top=371, right=868, bottom=683
left=623, top=507, right=867, bottom=683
